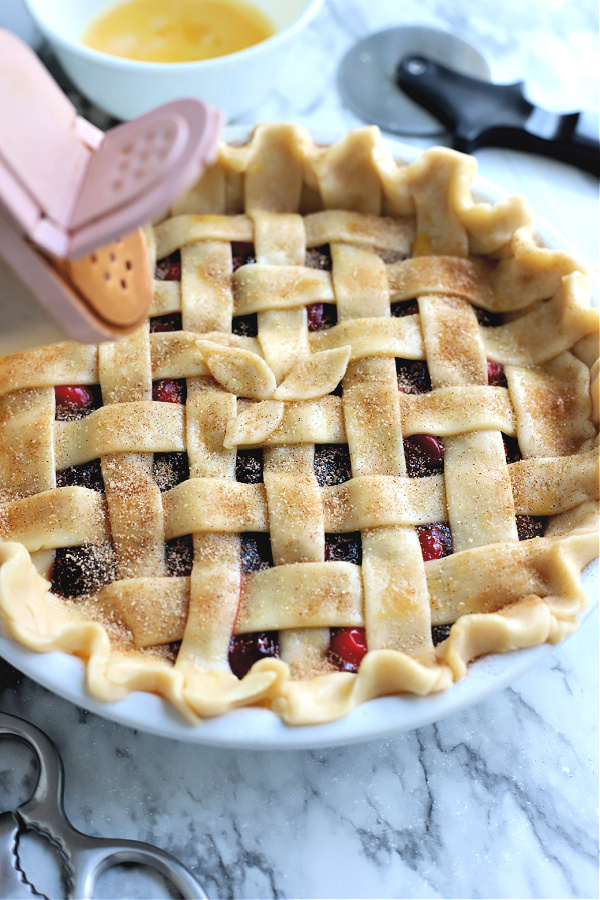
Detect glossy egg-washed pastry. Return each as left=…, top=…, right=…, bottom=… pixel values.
left=0, top=125, right=598, bottom=725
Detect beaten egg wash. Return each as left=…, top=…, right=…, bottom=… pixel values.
left=82, top=0, right=276, bottom=63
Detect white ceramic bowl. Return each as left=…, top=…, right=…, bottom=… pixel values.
left=23, top=0, right=324, bottom=120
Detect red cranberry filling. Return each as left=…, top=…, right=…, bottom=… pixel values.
left=165, top=535, right=194, bottom=576
left=391, top=298, right=419, bottom=317
left=329, top=627, right=367, bottom=672
left=55, top=384, right=93, bottom=407
left=51, top=544, right=117, bottom=598
left=55, top=385, right=101, bottom=421
left=396, top=359, right=431, bottom=394
left=516, top=515, right=546, bottom=541
left=231, top=242, right=256, bottom=271
left=241, top=533, right=273, bottom=573
left=152, top=379, right=186, bottom=404
left=305, top=245, right=332, bottom=271
left=56, top=459, right=104, bottom=492
left=487, top=360, right=508, bottom=387
left=155, top=252, right=181, bottom=281
left=306, top=303, right=338, bottom=332
left=229, top=631, right=279, bottom=679
left=314, top=444, right=352, bottom=486
left=324, top=533, right=362, bottom=565
left=150, top=313, right=183, bottom=333
left=417, top=524, right=453, bottom=561
left=403, top=434, right=444, bottom=477
left=431, top=625, right=452, bottom=646
left=503, top=434, right=522, bottom=464
left=232, top=313, right=258, bottom=337
left=153, top=452, right=189, bottom=492
left=236, top=449, right=263, bottom=484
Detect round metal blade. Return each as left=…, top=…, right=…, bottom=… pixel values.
left=337, top=25, right=492, bottom=137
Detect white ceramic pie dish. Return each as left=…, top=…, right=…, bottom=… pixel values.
left=0, top=569, right=597, bottom=749
left=0, top=132, right=597, bottom=748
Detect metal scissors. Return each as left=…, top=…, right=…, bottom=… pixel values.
left=0, top=711, right=208, bottom=899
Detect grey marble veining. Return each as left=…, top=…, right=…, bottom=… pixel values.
left=0, top=0, right=598, bottom=898
left=251, top=0, right=599, bottom=135
left=1, top=605, right=597, bottom=899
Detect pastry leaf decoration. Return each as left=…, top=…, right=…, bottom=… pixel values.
left=273, top=346, right=351, bottom=400
left=197, top=341, right=277, bottom=400
left=223, top=400, right=284, bottom=449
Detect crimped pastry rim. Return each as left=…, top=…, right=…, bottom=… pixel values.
left=0, top=564, right=596, bottom=749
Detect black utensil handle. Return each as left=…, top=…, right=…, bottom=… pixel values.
left=396, top=55, right=600, bottom=176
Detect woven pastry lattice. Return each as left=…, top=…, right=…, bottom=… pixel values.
left=0, top=125, right=598, bottom=724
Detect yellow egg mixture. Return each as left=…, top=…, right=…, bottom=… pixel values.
left=82, top=0, right=275, bottom=63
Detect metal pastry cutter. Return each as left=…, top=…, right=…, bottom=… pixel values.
left=0, top=711, right=208, bottom=899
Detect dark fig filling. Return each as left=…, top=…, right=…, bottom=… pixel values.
left=229, top=537, right=279, bottom=678
left=391, top=298, right=419, bottom=318
left=55, top=459, right=104, bottom=492
left=516, top=515, right=546, bottom=541
left=404, top=434, right=444, bottom=478
left=241, top=533, right=273, bottom=573
left=236, top=449, right=264, bottom=484
left=474, top=306, right=504, bottom=327
left=51, top=543, right=117, bottom=598
left=232, top=313, right=258, bottom=337
left=152, top=378, right=187, bottom=404
left=165, top=535, right=194, bottom=577
left=153, top=452, right=189, bottom=492
left=151, top=250, right=183, bottom=331
left=150, top=312, right=183, bottom=333
left=396, top=359, right=432, bottom=394
left=231, top=242, right=256, bottom=271
left=306, top=303, right=338, bottom=332
left=324, top=533, right=362, bottom=565
left=154, top=251, right=181, bottom=281
left=305, top=245, right=332, bottom=271
left=314, top=444, right=352, bottom=487
left=503, top=434, right=522, bottom=464
left=229, top=631, right=279, bottom=679
left=431, top=625, right=452, bottom=646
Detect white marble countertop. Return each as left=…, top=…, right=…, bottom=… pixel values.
left=0, top=1, right=598, bottom=898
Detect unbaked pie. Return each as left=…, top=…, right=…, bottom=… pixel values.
left=0, top=124, right=598, bottom=725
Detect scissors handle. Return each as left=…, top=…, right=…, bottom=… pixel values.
left=0, top=810, right=39, bottom=899
left=66, top=837, right=208, bottom=900
left=0, top=712, right=208, bottom=900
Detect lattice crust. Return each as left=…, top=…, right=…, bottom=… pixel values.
left=0, top=125, right=598, bottom=726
